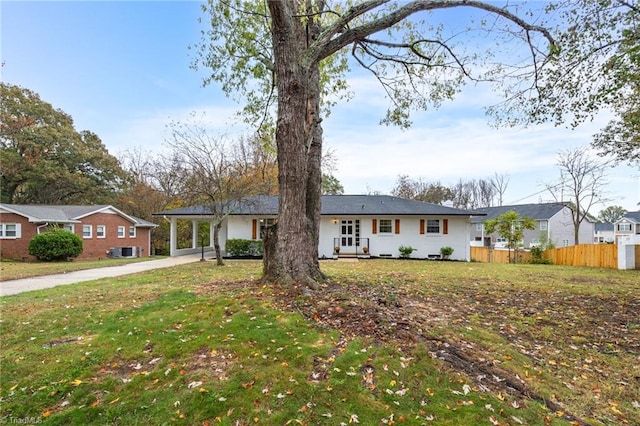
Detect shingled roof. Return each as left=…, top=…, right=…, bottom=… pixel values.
left=155, top=195, right=481, bottom=217
left=469, top=202, right=569, bottom=223
left=620, top=211, right=640, bottom=223
left=0, top=204, right=156, bottom=227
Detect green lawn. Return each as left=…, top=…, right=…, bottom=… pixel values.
left=1, top=260, right=638, bottom=425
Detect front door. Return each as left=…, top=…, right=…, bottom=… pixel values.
left=340, top=219, right=361, bottom=253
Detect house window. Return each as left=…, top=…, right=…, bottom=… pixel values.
left=82, top=225, right=92, bottom=238
left=617, top=223, right=632, bottom=232
left=117, top=226, right=125, bottom=238
left=129, top=226, right=136, bottom=238
left=259, top=218, right=277, bottom=239
left=96, top=225, right=106, bottom=238
left=562, top=239, right=569, bottom=247
left=378, top=219, right=393, bottom=233
left=475, top=223, right=483, bottom=232
left=0, top=223, right=20, bottom=238
left=539, top=220, right=548, bottom=231
left=63, top=224, right=74, bottom=233
left=426, top=219, right=440, bottom=234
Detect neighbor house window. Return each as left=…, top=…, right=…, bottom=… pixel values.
left=562, top=239, right=569, bottom=247
left=129, top=226, right=136, bottom=238
left=539, top=220, right=548, bottom=231
left=82, top=225, right=92, bottom=238
left=0, top=223, right=20, bottom=238
left=426, top=219, right=440, bottom=234
left=475, top=223, right=483, bottom=232
left=63, top=224, right=74, bottom=232
left=617, top=223, right=632, bottom=232
left=378, top=219, right=393, bottom=233
left=117, top=226, right=125, bottom=238
left=96, top=225, right=106, bottom=238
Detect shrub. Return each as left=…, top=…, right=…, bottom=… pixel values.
left=398, top=245, right=416, bottom=259
left=529, top=245, right=552, bottom=264
left=225, top=238, right=263, bottom=257
left=28, top=229, right=83, bottom=261
left=440, top=246, right=454, bottom=258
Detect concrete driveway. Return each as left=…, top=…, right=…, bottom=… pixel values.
left=0, top=254, right=204, bottom=297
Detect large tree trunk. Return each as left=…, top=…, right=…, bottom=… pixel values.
left=264, top=1, right=324, bottom=287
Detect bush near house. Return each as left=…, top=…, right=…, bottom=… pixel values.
left=225, top=238, right=263, bottom=257
left=28, top=229, right=83, bottom=261
left=398, top=245, right=416, bottom=258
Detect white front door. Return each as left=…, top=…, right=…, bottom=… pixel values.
left=340, top=219, right=361, bottom=252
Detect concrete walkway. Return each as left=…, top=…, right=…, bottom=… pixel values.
left=0, top=254, right=204, bottom=297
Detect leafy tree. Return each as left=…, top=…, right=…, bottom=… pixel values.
left=0, top=83, right=128, bottom=204
left=321, top=174, right=344, bottom=195
left=196, top=1, right=554, bottom=288
left=391, top=175, right=453, bottom=204
left=598, top=205, right=628, bottom=223
left=525, top=0, right=639, bottom=165
left=546, top=147, right=612, bottom=244
left=484, top=210, right=536, bottom=263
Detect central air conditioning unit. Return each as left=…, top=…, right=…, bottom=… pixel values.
left=108, top=246, right=140, bottom=258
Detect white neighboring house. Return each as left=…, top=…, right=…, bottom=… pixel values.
left=593, top=222, right=615, bottom=244
left=469, top=202, right=596, bottom=248
left=614, top=211, right=640, bottom=244
left=155, top=195, right=483, bottom=261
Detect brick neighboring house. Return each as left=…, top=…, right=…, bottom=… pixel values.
left=469, top=202, right=596, bottom=248
left=0, top=204, right=157, bottom=261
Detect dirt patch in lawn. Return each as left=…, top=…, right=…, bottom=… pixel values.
left=196, top=277, right=639, bottom=425
left=272, top=279, right=639, bottom=426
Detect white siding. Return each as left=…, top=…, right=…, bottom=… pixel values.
left=224, top=215, right=471, bottom=260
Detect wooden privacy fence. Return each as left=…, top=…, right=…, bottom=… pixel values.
left=471, top=244, right=636, bottom=269
left=544, top=244, right=618, bottom=269
left=470, top=247, right=531, bottom=264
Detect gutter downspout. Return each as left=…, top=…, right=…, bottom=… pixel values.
left=36, top=223, right=49, bottom=234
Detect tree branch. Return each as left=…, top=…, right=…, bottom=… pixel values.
left=310, top=0, right=555, bottom=63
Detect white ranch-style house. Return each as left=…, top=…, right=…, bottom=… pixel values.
left=155, top=195, right=484, bottom=261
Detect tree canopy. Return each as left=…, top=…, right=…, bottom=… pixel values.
left=527, top=0, right=640, bottom=165
left=0, top=83, right=128, bottom=204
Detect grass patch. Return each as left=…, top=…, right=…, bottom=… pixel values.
left=0, top=257, right=165, bottom=281
left=1, top=260, right=638, bottom=425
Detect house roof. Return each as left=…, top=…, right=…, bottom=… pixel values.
left=595, top=222, right=614, bottom=232
left=0, top=204, right=157, bottom=227
left=618, top=211, right=640, bottom=224
left=154, top=195, right=481, bottom=217
left=469, top=202, right=570, bottom=223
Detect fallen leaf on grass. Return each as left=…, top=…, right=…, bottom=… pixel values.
left=188, top=381, right=203, bottom=389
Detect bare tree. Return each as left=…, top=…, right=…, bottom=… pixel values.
left=167, top=121, right=275, bottom=265
left=391, top=175, right=453, bottom=204
left=477, top=179, right=496, bottom=208
left=490, top=172, right=510, bottom=206
left=546, top=147, right=612, bottom=244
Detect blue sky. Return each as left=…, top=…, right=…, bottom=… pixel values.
left=2, top=1, right=639, bottom=213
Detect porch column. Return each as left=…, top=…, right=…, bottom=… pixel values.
left=170, top=217, right=177, bottom=257
left=209, top=221, right=215, bottom=253
left=192, top=220, right=198, bottom=249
